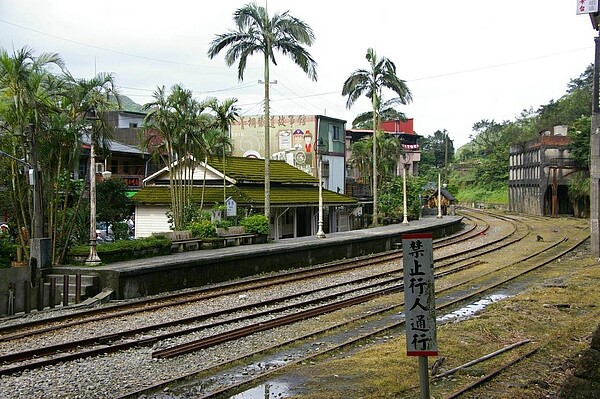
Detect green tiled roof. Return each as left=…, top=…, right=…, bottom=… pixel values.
left=235, top=186, right=357, bottom=205
left=132, top=185, right=356, bottom=206
left=206, top=156, right=318, bottom=184
left=135, top=156, right=356, bottom=207
left=132, top=186, right=247, bottom=205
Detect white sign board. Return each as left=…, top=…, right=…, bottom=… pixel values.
left=577, top=0, right=599, bottom=14
left=225, top=197, right=237, bottom=217
left=402, top=233, right=438, bottom=356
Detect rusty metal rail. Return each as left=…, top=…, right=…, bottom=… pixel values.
left=0, top=214, right=485, bottom=341
left=121, top=229, right=582, bottom=399
left=0, top=212, right=522, bottom=377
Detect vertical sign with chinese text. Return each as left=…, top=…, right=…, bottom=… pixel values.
left=402, top=233, right=438, bottom=356
left=225, top=197, right=237, bottom=217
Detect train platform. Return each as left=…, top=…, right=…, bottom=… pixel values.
left=53, top=215, right=464, bottom=300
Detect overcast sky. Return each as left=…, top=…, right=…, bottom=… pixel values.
left=0, top=0, right=595, bottom=148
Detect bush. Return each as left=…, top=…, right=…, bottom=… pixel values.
left=213, top=219, right=233, bottom=229
left=68, top=236, right=171, bottom=264
left=0, top=234, right=17, bottom=268
left=189, top=220, right=217, bottom=238
left=240, top=214, right=269, bottom=235
left=112, top=221, right=129, bottom=240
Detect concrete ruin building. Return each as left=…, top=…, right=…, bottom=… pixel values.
left=509, top=125, right=579, bottom=216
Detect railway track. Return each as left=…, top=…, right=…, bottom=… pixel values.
left=0, top=209, right=587, bottom=399
left=0, top=210, right=486, bottom=342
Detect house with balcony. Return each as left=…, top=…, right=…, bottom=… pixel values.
left=345, top=118, right=421, bottom=207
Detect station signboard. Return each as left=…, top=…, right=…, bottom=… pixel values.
left=226, top=197, right=237, bottom=217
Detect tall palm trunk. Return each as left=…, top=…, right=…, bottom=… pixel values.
left=223, top=144, right=227, bottom=204
left=201, top=156, right=208, bottom=210
left=372, top=98, right=378, bottom=226
left=264, top=51, right=271, bottom=221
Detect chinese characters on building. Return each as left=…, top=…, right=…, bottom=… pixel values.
left=236, top=115, right=308, bottom=130
left=402, top=233, right=438, bottom=356
left=229, top=114, right=316, bottom=175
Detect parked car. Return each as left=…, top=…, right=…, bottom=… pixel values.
left=96, top=222, right=114, bottom=242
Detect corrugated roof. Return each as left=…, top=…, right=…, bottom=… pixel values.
left=81, top=133, right=146, bottom=155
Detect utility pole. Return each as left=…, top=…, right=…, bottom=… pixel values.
left=29, top=124, right=43, bottom=240
left=27, top=124, right=52, bottom=282
left=591, top=33, right=600, bottom=257
left=588, top=12, right=600, bottom=257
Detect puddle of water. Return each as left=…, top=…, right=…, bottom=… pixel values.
left=437, top=294, right=508, bottom=323
left=229, top=382, right=291, bottom=398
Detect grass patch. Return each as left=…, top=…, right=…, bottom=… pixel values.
left=456, top=187, right=508, bottom=205
left=287, top=248, right=600, bottom=399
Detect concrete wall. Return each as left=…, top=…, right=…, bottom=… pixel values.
left=0, top=265, right=31, bottom=315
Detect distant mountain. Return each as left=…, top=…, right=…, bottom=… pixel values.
left=110, top=94, right=145, bottom=113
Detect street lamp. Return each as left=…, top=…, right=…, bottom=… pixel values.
left=437, top=173, right=443, bottom=219
left=316, top=138, right=327, bottom=238
left=85, top=108, right=101, bottom=265
left=400, top=154, right=411, bottom=225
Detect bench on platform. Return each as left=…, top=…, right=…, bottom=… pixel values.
left=154, top=230, right=203, bottom=252
left=216, top=227, right=257, bottom=247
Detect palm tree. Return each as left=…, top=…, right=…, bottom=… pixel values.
left=351, top=97, right=408, bottom=130
left=197, top=127, right=233, bottom=209
left=0, top=46, right=64, bottom=253
left=342, top=48, right=412, bottom=226
left=349, top=138, right=372, bottom=185
left=206, top=97, right=239, bottom=203
left=55, top=71, right=120, bottom=263
left=142, top=84, right=204, bottom=229
left=207, top=2, right=317, bottom=221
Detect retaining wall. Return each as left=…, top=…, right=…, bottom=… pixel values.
left=52, top=216, right=463, bottom=300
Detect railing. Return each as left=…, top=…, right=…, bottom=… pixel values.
left=545, top=157, right=578, bottom=168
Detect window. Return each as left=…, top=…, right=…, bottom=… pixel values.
left=123, top=161, right=130, bottom=174
left=322, top=161, right=330, bottom=178
left=129, top=122, right=138, bottom=128
left=329, top=125, right=341, bottom=141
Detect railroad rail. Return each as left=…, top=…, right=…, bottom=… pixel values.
left=0, top=209, right=587, bottom=399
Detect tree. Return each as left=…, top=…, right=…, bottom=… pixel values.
left=419, top=130, right=455, bottom=182
left=0, top=46, right=64, bottom=248
left=351, top=97, right=407, bottom=130
left=54, top=72, right=120, bottom=262
left=0, top=46, right=125, bottom=264
left=349, top=138, right=371, bottom=184
left=342, top=48, right=412, bottom=225
left=197, top=127, right=229, bottom=209
left=96, top=177, right=133, bottom=238
left=206, top=97, right=239, bottom=203
left=208, top=2, right=317, bottom=221
left=566, top=115, right=591, bottom=218
left=142, top=84, right=206, bottom=230
left=379, top=174, right=422, bottom=221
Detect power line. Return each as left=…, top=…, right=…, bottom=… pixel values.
left=407, top=46, right=593, bottom=82
left=0, top=18, right=224, bottom=68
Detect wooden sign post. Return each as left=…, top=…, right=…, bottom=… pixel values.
left=402, top=233, right=437, bottom=399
